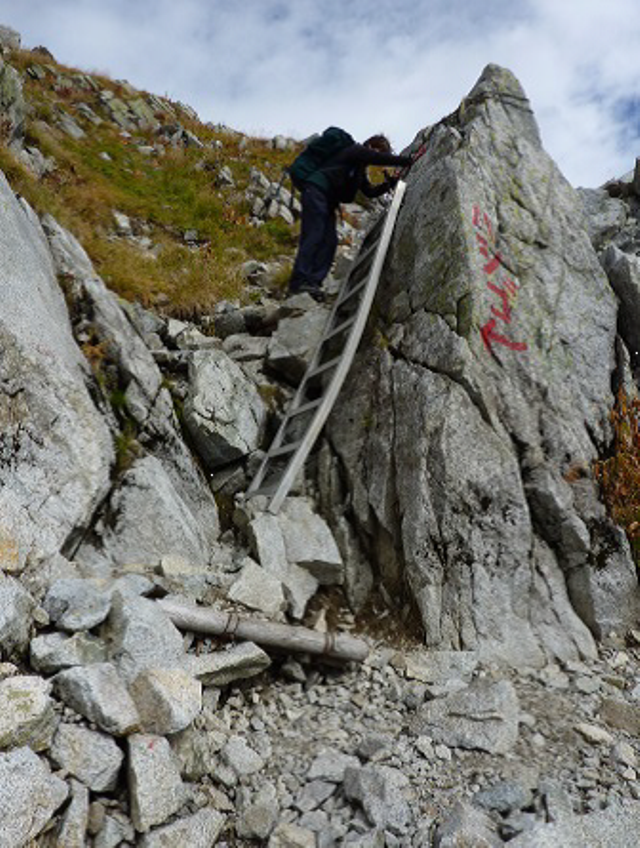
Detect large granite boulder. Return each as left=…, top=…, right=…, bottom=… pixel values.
left=0, top=173, right=113, bottom=569
left=80, top=455, right=215, bottom=567
left=184, top=348, right=267, bottom=469
left=324, top=65, right=640, bottom=666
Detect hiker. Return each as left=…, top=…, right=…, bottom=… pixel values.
left=288, top=130, right=413, bottom=300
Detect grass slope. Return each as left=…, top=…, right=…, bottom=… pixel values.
left=1, top=47, right=300, bottom=316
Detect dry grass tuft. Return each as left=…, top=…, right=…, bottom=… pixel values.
left=594, top=390, right=640, bottom=566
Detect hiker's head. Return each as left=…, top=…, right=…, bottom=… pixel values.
left=364, top=134, right=392, bottom=154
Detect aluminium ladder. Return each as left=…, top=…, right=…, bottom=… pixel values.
left=246, top=179, right=407, bottom=514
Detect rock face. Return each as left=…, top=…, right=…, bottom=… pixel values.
left=324, top=64, right=640, bottom=666
left=41, top=215, right=221, bottom=566
left=0, top=173, right=113, bottom=569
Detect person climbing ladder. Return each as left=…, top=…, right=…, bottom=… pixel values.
left=287, top=128, right=413, bottom=301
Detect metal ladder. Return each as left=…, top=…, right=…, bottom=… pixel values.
left=246, top=180, right=407, bottom=514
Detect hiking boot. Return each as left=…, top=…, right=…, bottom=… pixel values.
left=297, top=283, right=325, bottom=302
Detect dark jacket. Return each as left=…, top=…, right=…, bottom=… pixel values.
left=306, top=143, right=412, bottom=206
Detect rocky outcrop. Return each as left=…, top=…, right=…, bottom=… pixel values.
left=323, top=64, right=640, bottom=666
left=601, top=244, right=640, bottom=365
left=0, top=173, right=114, bottom=570
left=40, top=213, right=222, bottom=566
left=0, top=56, right=24, bottom=145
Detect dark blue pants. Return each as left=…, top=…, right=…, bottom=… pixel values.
left=289, top=184, right=337, bottom=291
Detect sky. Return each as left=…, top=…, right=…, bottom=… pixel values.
left=1, top=0, right=640, bottom=187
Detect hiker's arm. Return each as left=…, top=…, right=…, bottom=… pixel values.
left=345, top=144, right=412, bottom=169
left=360, top=175, right=399, bottom=199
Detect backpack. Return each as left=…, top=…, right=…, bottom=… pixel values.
left=288, top=126, right=354, bottom=190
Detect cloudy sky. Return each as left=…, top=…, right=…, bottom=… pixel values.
left=2, top=0, right=639, bottom=187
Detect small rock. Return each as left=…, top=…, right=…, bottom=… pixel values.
left=50, top=724, right=124, bottom=792
left=0, top=575, right=35, bottom=658
left=170, top=725, right=226, bottom=781
left=574, top=676, right=600, bottom=695
left=473, top=780, right=533, bottom=814
left=139, top=807, right=226, bottom=847
left=228, top=559, right=287, bottom=617
left=128, top=733, right=187, bottom=832
left=600, top=698, right=640, bottom=735
left=87, top=800, right=106, bottom=835
left=106, top=592, right=186, bottom=682
left=343, top=765, right=412, bottom=835
left=237, top=784, right=279, bottom=840
left=403, top=650, right=478, bottom=685
left=158, top=554, right=207, bottom=577
left=434, top=744, right=453, bottom=762
left=130, top=667, right=202, bottom=735
left=0, top=675, right=56, bottom=752
left=43, top=577, right=111, bottom=631
left=93, top=812, right=135, bottom=848
left=30, top=631, right=108, bottom=673
left=113, top=210, right=133, bottom=236
left=433, top=800, right=501, bottom=847
left=415, top=736, right=435, bottom=759
left=56, top=778, right=89, bottom=848
left=612, top=741, right=637, bottom=768
left=268, top=823, right=317, bottom=848
left=53, top=663, right=140, bottom=736
left=307, top=749, right=361, bottom=783
left=279, top=497, right=343, bottom=584
left=186, top=641, right=271, bottom=686
left=357, top=733, right=392, bottom=760
left=411, top=680, right=521, bottom=755
left=295, top=779, right=335, bottom=812
left=575, top=723, right=615, bottom=745
left=0, top=747, right=68, bottom=847
left=222, top=735, right=265, bottom=777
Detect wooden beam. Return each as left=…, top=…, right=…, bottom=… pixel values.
left=158, top=598, right=370, bottom=664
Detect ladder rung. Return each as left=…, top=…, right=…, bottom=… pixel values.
left=308, top=355, right=341, bottom=379
left=268, top=439, right=302, bottom=459
left=287, top=396, right=323, bottom=419
left=351, top=240, right=379, bottom=272
left=321, top=314, right=356, bottom=344
left=336, top=277, right=368, bottom=308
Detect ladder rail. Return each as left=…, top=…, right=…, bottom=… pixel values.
left=246, top=215, right=386, bottom=497
left=265, top=181, right=407, bottom=513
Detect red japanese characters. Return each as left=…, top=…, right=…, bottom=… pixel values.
left=472, top=205, right=528, bottom=355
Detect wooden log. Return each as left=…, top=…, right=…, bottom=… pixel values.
left=157, top=597, right=370, bottom=664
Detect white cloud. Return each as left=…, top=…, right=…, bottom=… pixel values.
left=1, top=0, right=639, bottom=185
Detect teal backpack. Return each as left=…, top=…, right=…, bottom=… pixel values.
left=288, top=126, right=354, bottom=191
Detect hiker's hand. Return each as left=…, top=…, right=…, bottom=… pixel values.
left=383, top=169, right=399, bottom=188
